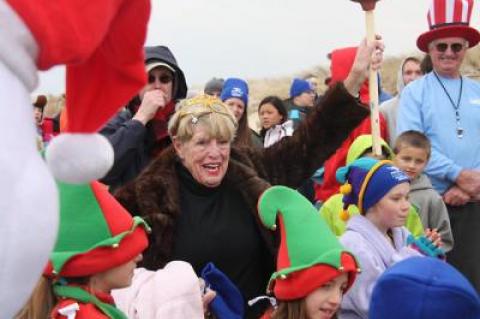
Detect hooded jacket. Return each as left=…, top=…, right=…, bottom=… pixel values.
left=409, top=174, right=453, bottom=252
left=319, top=135, right=424, bottom=238
left=100, top=46, right=188, bottom=191
left=379, top=57, right=420, bottom=147
left=314, top=47, right=389, bottom=203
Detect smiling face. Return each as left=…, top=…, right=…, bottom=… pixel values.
left=90, top=254, right=143, bottom=293
left=304, top=273, right=348, bottom=319
left=259, top=102, right=284, bottom=130
left=428, top=37, right=467, bottom=78
left=366, top=183, right=411, bottom=233
left=173, top=124, right=231, bottom=188
left=393, top=145, right=429, bottom=180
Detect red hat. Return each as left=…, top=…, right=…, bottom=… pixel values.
left=417, top=0, right=480, bottom=52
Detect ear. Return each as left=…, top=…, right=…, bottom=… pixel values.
left=172, top=137, right=185, bottom=160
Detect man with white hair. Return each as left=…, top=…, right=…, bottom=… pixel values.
left=398, top=0, right=480, bottom=292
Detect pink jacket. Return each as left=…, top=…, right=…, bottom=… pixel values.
left=112, top=261, right=204, bottom=319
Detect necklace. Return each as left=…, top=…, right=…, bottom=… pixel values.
left=433, top=71, right=464, bottom=138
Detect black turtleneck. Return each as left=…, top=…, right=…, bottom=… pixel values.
left=172, top=162, right=272, bottom=318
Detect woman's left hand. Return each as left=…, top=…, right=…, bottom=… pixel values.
left=344, top=35, right=385, bottom=97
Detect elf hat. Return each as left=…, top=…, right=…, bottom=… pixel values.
left=336, top=158, right=409, bottom=221
left=43, top=181, right=150, bottom=277
left=417, top=0, right=480, bottom=52
left=258, top=185, right=360, bottom=300
left=370, top=257, right=480, bottom=319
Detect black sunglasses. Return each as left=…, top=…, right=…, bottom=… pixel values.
left=434, top=42, right=465, bottom=53
left=148, top=74, right=173, bottom=84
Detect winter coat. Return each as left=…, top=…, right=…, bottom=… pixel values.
left=112, top=262, right=204, bottom=319
left=115, top=83, right=369, bottom=270
left=339, top=215, right=422, bottom=319
left=379, top=56, right=420, bottom=147
left=409, top=174, right=454, bottom=252
left=315, top=47, right=389, bottom=203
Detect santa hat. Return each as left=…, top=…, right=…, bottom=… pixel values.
left=257, top=186, right=359, bottom=300
left=417, top=0, right=480, bottom=52
left=336, top=158, right=410, bottom=221
left=43, top=181, right=150, bottom=277
left=370, top=257, right=480, bottom=319
left=37, top=2, right=150, bottom=184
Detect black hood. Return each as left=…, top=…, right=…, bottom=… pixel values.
left=145, top=46, right=187, bottom=100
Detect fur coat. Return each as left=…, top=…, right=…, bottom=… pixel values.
left=115, top=83, right=369, bottom=270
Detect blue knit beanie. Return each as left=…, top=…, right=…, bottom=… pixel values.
left=220, top=78, right=249, bottom=106
left=289, top=78, right=314, bottom=98
left=369, top=257, right=480, bottom=319
left=336, top=158, right=409, bottom=219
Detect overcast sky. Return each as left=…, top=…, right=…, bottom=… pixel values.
left=35, top=0, right=480, bottom=94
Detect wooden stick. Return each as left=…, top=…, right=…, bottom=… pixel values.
left=365, top=10, right=381, bottom=156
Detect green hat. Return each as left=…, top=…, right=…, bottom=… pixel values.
left=44, top=181, right=150, bottom=277
left=258, top=186, right=359, bottom=300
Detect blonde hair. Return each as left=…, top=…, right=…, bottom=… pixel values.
left=168, top=95, right=237, bottom=143
left=15, top=277, right=56, bottom=319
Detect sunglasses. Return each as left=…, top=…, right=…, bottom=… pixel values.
left=148, top=74, right=173, bottom=84
left=434, top=42, right=465, bottom=53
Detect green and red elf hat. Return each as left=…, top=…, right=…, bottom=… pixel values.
left=44, top=181, right=150, bottom=277
left=257, top=186, right=360, bottom=300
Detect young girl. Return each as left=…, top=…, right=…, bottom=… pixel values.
left=17, top=181, right=151, bottom=319
left=337, top=158, right=443, bottom=319
left=257, top=96, right=293, bottom=148
left=256, top=185, right=361, bottom=319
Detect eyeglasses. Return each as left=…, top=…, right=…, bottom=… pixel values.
left=434, top=42, right=465, bottom=53
left=148, top=74, right=173, bottom=84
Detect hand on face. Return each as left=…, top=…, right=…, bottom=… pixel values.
left=133, top=89, right=168, bottom=125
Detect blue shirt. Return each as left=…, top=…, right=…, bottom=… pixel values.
left=397, top=72, right=480, bottom=194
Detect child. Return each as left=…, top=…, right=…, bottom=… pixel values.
left=337, top=158, right=444, bottom=319
left=15, top=181, right=150, bottom=318
left=393, top=130, right=453, bottom=251
left=17, top=181, right=212, bottom=319
left=369, top=257, right=480, bottom=319
left=257, top=185, right=360, bottom=319
left=320, top=134, right=424, bottom=238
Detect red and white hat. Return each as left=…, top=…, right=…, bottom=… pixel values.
left=417, top=0, right=480, bottom=52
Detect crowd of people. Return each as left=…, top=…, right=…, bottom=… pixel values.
left=3, top=0, right=480, bottom=318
